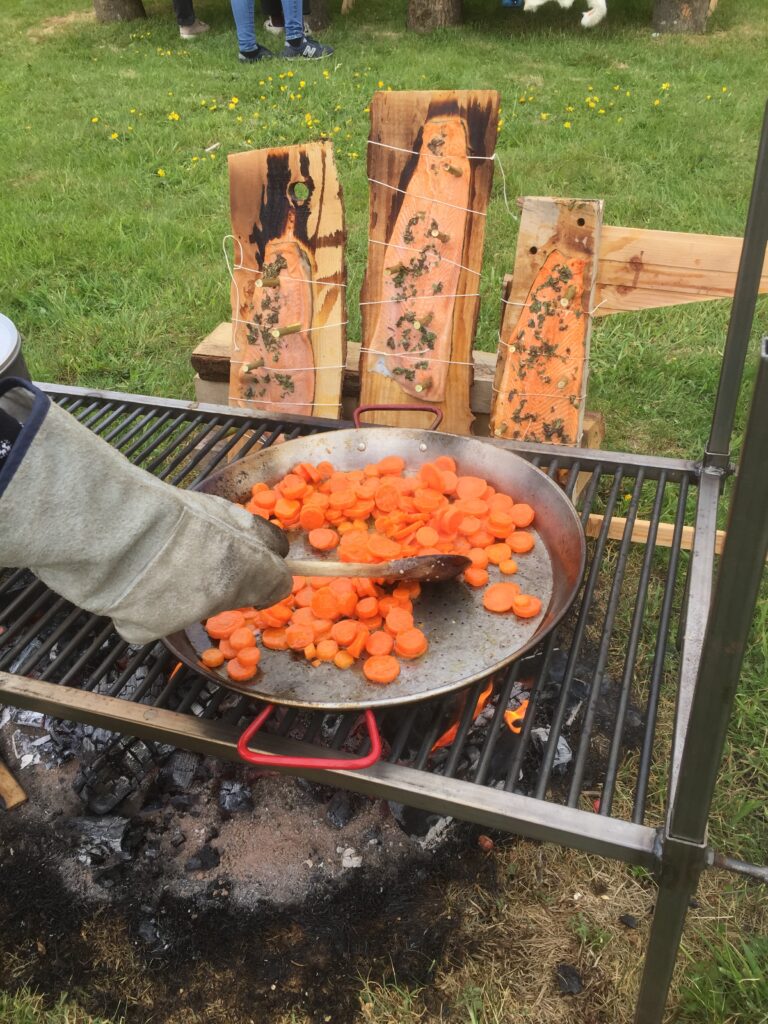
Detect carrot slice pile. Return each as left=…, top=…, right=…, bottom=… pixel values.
left=202, top=456, right=544, bottom=685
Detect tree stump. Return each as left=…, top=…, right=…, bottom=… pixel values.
left=652, top=0, right=710, bottom=33
left=407, top=0, right=462, bottom=32
left=93, top=0, right=146, bottom=20
left=311, top=0, right=330, bottom=31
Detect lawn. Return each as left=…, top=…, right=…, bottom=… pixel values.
left=1, top=0, right=767, bottom=1020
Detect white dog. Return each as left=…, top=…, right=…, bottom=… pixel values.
left=523, top=0, right=607, bottom=28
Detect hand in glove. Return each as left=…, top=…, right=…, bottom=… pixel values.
left=0, top=379, right=292, bottom=644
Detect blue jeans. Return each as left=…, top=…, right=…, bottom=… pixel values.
left=230, top=0, right=303, bottom=49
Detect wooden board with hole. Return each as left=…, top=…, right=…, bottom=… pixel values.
left=490, top=197, right=603, bottom=446
left=359, top=89, right=500, bottom=434
left=227, top=142, right=347, bottom=419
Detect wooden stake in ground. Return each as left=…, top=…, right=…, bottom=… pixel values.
left=407, top=0, right=462, bottom=31
left=228, top=143, right=347, bottom=420
left=360, top=90, right=499, bottom=433
left=490, top=197, right=603, bottom=446
left=93, top=0, right=146, bottom=21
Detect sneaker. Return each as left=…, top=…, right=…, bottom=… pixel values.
left=179, top=18, right=209, bottom=37
left=283, top=34, right=333, bottom=59
left=264, top=16, right=312, bottom=34
left=238, top=44, right=274, bottom=62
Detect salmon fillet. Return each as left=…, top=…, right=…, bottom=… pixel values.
left=231, top=232, right=316, bottom=417
left=366, top=116, right=472, bottom=403
left=491, top=252, right=587, bottom=444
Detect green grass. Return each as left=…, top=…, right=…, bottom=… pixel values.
left=1, top=1, right=767, bottom=1022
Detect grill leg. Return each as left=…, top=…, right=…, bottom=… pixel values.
left=633, top=836, right=705, bottom=1024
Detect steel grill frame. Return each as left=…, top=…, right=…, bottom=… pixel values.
left=2, top=101, right=767, bottom=1024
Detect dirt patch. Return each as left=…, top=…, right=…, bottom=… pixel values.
left=27, top=10, right=96, bottom=42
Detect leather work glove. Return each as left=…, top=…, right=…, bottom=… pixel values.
left=0, top=379, right=292, bottom=644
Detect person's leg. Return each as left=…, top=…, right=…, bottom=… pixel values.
left=230, top=0, right=258, bottom=52
left=281, top=0, right=304, bottom=43
left=173, top=0, right=196, bottom=27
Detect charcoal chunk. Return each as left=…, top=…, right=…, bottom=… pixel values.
left=185, top=844, right=220, bottom=872
left=326, top=790, right=357, bottom=829
left=218, top=780, right=253, bottom=813
left=555, top=963, right=583, bottom=995
left=619, top=913, right=638, bottom=929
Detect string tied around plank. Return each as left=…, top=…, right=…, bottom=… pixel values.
left=231, top=359, right=346, bottom=373
left=358, top=345, right=477, bottom=368
left=366, top=238, right=482, bottom=278
left=231, top=316, right=349, bottom=334
left=500, top=295, right=609, bottom=318
left=366, top=140, right=517, bottom=221
left=223, top=234, right=348, bottom=289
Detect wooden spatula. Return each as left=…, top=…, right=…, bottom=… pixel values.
left=285, top=553, right=471, bottom=584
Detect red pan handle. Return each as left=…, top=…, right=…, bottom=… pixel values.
left=353, top=404, right=443, bottom=431
left=237, top=704, right=382, bottom=769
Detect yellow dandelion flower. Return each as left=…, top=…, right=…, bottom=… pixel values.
left=653, top=98, right=661, bottom=107
left=156, top=168, right=166, bottom=177
left=246, top=138, right=253, bottom=144
left=110, top=131, right=119, bottom=139
left=228, top=102, right=236, bottom=110
left=299, top=80, right=305, bottom=88
left=566, top=105, right=574, bottom=112
left=540, top=112, right=550, bottom=120
left=706, top=94, right=712, bottom=100
left=378, top=80, right=384, bottom=87
left=563, top=121, right=572, bottom=129
left=192, top=155, right=199, bottom=162
left=518, top=96, right=526, bottom=104
left=333, top=126, right=340, bottom=132
left=612, top=85, right=620, bottom=91
left=363, top=106, right=370, bottom=113
left=722, top=85, right=728, bottom=92
left=661, top=82, right=670, bottom=90
left=626, top=90, right=631, bottom=96
left=323, top=69, right=329, bottom=78
left=598, top=109, right=605, bottom=115
left=588, top=84, right=593, bottom=90
left=350, top=152, right=359, bottom=159
left=287, top=70, right=294, bottom=77
left=130, top=107, right=137, bottom=113
left=90, top=116, right=99, bottom=123
left=210, top=153, right=216, bottom=160
left=236, top=114, right=243, bottom=122
left=168, top=111, right=180, bottom=121
left=168, top=90, right=174, bottom=96
left=617, top=116, right=623, bottom=123
left=497, top=118, right=504, bottom=128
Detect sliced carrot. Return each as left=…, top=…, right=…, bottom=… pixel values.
left=308, top=528, right=340, bottom=551
left=363, top=655, right=401, bottom=684
left=261, top=628, right=288, bottom=650
left=333, top=650, right=356, bottom=670
left=377, top=456, right=406, bottom=476
left=285, top=623, right=316, bottom=650
left=330, top=619, right=360, bottom=647
left=205, top=610, right=246, bottom=640
left=508, top=531, right=535, bottom=554
left=374, top=484, right=401, bottom=513
left=229, top=626, right=256, bottom=651
left=236, top=646, right=262, bottom=668
left=316, top=460, right=335, bottom=479
left=346, top=625, right=369, bottom=660
left=368, top=534, right=402, bottom=561
left=355, top=596, right=379, bottom=619
left=511, top=594, right=542, bottom=619
left=413, top=488, right=444, bottom=513
left=482, top=583, right=521, bottom=614
left=274, top=498, right=300, bottom=521
left=310, top=588, right=341, bottom=620
left=201, top=647, right=225, bottom=668
left=394, top=627, right=429, bottom=659
left=510, top=503, right=535, bottom=528
left=434, top=455, right=457, bottom=473
left=488, top=512, right=515, bottom=537
left=365, top=630, right=394, bottom=657
left=358, top=613, right=383, bottom=631
left=419, top=463, right=445, bottom=493
left=299, top=505, right=326, bottom=532
left=468, top=547, right=490, bottom=569
left=250, top=489, right=277, bottom=511
left=464, top=567, right=489, bottom=588
left=458, top=516, right=482, bottom=537
left=250, top=481, right=269, bottom=495
left=312, top=618, right=334, bottom=641
left=486, top=542, right=513, bottom=566
left=226, top=658, right=258, bottom=682
left=303, top=642, right=317, bottom=660
left=279, top=474, right=308, bottom=501
left=315, top=638, right=340, bottom=661
left=499, top=558, right=519, bottom=575
left=415, top=525, right=440, bottom=548
left=385, top=607, right=414, bottom=635
left=219, top=638, right=238, bottom=660
left=456, top=476, right=487, bottom=501
left=468, top=530, right=495, bottom=549
left=294, top=587, right=314, bottom=609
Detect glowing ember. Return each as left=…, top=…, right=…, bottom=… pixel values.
left=431, top=681, right=494, bottom=752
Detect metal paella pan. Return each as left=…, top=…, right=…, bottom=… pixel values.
left=164, top=426, right=585, bottom=711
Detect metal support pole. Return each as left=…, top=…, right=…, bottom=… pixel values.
left=706, top=100, right=768, bottom=465
left=635, top=336, right=768, bottom=1023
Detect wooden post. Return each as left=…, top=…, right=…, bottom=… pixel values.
left=407, top=0, right=462, bottom=32
left=93, top=0, right=146, bottom=21
left=652, top=0, right=710, bottom=33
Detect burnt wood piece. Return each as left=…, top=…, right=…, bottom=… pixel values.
left=360, top=90, right=499, bottom=434
left=228, top=142, right=347, bottom=419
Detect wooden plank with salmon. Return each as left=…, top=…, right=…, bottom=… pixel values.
left=490, top=197, right=603, bottom=446
left=228, top=143, right=347, bottom=419
left=360, top=90, right=500, bottom=434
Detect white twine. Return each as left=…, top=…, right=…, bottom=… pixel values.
left=368, top=177, right=488, bottom=217
left=231, top=359, right=346, bottom=372
left=235, top=398, right=341, bottom=407
left=367, top=237, right=481, bottom=277
left=359, top=292, right=480, bottom=306
left=359, top=345, right=476, bottom=368
left=223, top=234, right=348, bottom=289
left=231, top=316, right=349, bottom=333
left=501, top=295, right=608, bottom=318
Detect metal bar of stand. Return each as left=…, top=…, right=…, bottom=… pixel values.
left=707, top=100, right=768, bottom=460
left=635, top=337, right=768, bottom=1024
left=600, top=474, right=668, bottom=816
left=632, top=477, right=689, bottom=823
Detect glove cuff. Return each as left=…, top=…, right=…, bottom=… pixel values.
left=0, top=378, right=50, bottom=500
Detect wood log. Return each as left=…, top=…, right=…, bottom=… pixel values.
left=585, top=513, right=729, bottom=557
left=0, top=757, right=27, bottom=811
left=407, top=0, right=462, bottom=31
left=652, top=0, right=711, bottom=32
left=227, top=143, right=346, bottom=420
left=360, top=90, right=499, bottom=434
left=93, top=0, right=146, bottom=20
left=491, top=197, right=603, bottom=446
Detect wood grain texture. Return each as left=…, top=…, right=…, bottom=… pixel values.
left=227, top=143, right=346, bottom=419
left=491, top=197, right=603, bottom=445
left=594, top=224, right=768, bottom=316
left=0, top=757, right=27, bottom=810
left=360, top=89, right=499, bottom=434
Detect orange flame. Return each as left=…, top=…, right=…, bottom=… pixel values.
left=169, top=661, right=183, bottom=682
left=431, top=681, right=494, bottom=752
left=504, top=699, right=529, bottom=734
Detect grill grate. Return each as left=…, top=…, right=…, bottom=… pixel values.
left=0, top=386, right=701, bottom=829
